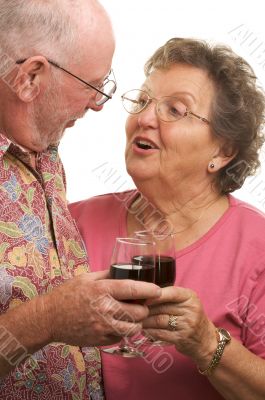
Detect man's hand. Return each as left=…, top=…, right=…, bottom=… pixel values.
left=44, top=270, right=161, bottom=347
left=0, top=271, right=160, bottom=377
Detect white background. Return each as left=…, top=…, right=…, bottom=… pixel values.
left=60, top=0, right=265, bottom=211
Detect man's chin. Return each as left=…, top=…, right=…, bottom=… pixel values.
left=65, top=120, right=76, bottom=128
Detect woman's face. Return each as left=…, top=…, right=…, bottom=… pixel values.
left=125, top=64, right=220, bottom=190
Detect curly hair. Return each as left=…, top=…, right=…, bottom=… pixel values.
left=144, top=38, right=265, bottom=194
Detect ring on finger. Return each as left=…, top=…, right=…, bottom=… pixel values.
left=168, top=314, right=178, bottom=331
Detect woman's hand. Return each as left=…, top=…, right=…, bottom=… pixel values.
left=143, top=286, right=217, bottom=368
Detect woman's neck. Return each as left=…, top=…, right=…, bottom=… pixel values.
left=127, top=183, right=229, bottom=251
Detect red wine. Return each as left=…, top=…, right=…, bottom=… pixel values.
left=155, top=255, right=176, bottom=287
left=110, top=263, right=155, bottom=283
left=133, top=255, right=176, bottom=287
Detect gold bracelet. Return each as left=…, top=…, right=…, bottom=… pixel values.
left=198, top=328, right=231, bottom=376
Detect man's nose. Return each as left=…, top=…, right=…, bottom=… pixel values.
left=90, top=103, right=104, bottom=112
left=86, top=95, right=104, bottom=112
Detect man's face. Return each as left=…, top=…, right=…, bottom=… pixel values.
left=30, top=9, right=115, bottom=151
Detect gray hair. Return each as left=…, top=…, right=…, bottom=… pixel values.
left=145, top=38, right=265, bottom=194
left=0, top=0, right=83, bottom=72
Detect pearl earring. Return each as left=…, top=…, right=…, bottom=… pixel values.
left=209, top=163, right=215, bottom=169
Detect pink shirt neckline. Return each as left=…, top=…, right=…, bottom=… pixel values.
left=118, top=190, right=236, bottom=258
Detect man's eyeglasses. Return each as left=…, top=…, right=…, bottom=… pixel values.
left=121, top=89, right=210, bottom=124
left=16, top=58, right=117, bottom=106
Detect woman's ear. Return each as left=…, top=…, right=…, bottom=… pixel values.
left=208, top=143, right=238, bottom=173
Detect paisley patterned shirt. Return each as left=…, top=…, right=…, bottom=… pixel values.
left=0, top=133, right=104, bottom=400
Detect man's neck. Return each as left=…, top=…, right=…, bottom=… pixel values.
left=0, top=132, right=38, bottom=169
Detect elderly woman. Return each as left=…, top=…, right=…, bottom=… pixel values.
left=70, top=38, right=265, bottom=399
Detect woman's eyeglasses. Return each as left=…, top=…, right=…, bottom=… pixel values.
left=121, top=89, right=210, bottom=124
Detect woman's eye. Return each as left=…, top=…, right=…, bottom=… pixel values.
left=137, top=98, right=146, bottom=106
left=169, top=106, right=181, bottom=116
left=167, top=100, right=187, bottom=117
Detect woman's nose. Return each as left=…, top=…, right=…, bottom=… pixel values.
left=137, top=101, right=159, bottom=128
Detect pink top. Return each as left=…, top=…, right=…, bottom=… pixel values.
left=69, top=190, right=265, bottom=400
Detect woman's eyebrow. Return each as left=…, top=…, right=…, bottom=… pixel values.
left=142, top=85, right=196, bottom=104
left=169, top=91, right=196, bottom=103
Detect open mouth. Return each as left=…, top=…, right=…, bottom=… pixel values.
left=134, top=139, right=159, bottom=150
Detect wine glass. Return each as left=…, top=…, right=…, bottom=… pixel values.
left=135, top=230, right=176, bottom=346
left=102, top=237, right=156, bottom=357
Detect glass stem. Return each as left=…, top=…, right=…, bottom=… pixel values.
left=120, top=337, right=131, bottom=351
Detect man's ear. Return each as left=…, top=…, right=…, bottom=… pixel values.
left=208, top=143, right=238, bottom=173
left=13, top=56, right=50, bottom=102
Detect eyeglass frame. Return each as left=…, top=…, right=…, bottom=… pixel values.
left=121, top=89, right=210, bottom=125
left=16, top=57, right=117, bottom=105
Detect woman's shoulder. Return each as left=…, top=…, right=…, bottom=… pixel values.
left=227, top=195, right=265, bottom=258
left=69, top=191, right=138, bottom=268
left=229, top=194, right=265, bottom=225
left=69, top=190, right=137, bottom=221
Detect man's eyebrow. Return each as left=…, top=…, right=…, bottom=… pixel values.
left=91, top=70, right=111, bottom=86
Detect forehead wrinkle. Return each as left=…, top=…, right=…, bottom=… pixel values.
left=141, top=82, right=196, bottom=108
left=147, top=66, right=215, bottom=103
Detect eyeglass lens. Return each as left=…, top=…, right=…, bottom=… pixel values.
left=95, top=78, right=117, bottom=106
left=122, top=90, right=187, bottom=122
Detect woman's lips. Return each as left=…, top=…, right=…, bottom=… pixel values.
left=133, top=136, right=159, bottom=150
left=132, top=143, right=159, bottom=155
left=132, top=137, right=160, bottom=155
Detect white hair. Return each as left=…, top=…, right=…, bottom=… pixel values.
left=0, top=0, right=92, bottom=71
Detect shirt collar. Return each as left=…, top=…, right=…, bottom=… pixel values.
left=0, top=133, right=11, bottom=159
left=0, top=132, right=59, bottom=162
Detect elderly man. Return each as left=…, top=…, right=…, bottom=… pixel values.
left=0, top=1, right=160, bottom=399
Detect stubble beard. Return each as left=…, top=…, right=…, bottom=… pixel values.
left=28, top=79, right=72, bottom=151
